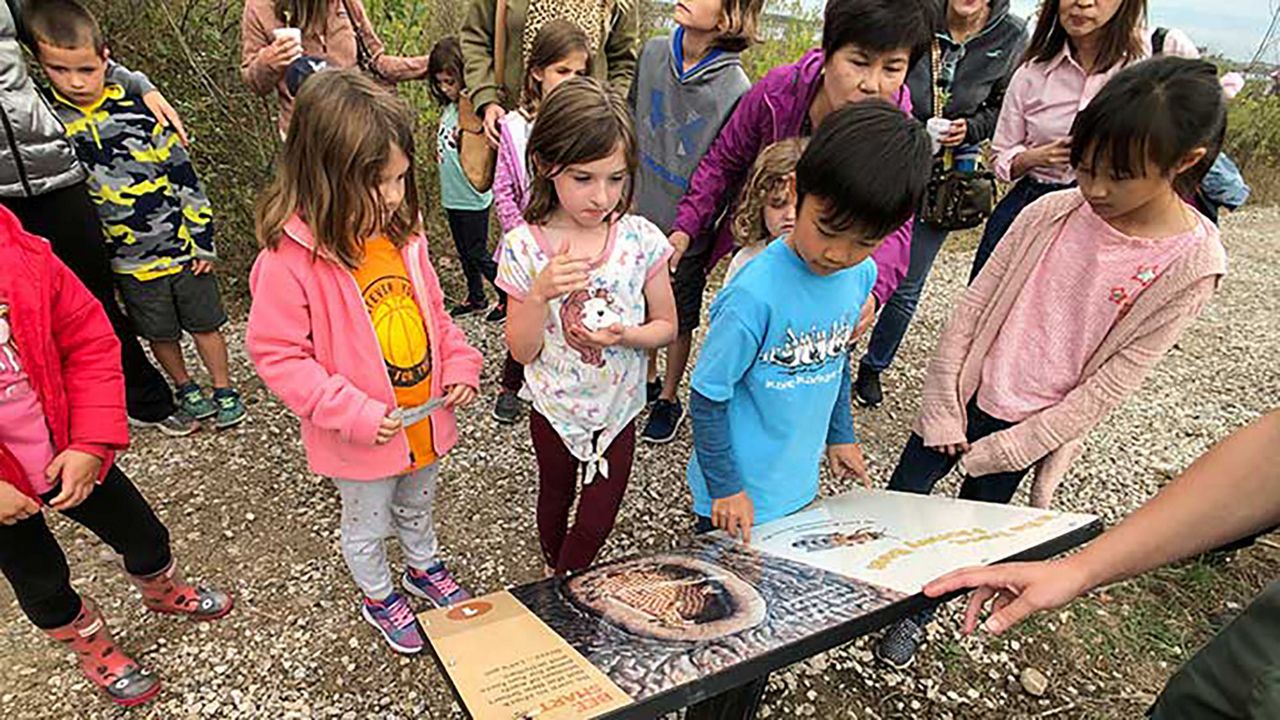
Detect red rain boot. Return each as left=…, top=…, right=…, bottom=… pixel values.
left=129, top=561, right=233, bottom=620
left=43, top=597, right=160, bottom=707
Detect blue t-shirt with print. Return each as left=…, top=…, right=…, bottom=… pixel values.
left=686, top=239, right=877, bottom=524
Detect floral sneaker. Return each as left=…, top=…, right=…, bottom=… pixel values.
left=402, top=561, right=472, bottom=608
left=213, top=388, right=247, bottom=430
left=361, top=592, right=424, bottom=654
left=177, top=382, right=217, bottom=420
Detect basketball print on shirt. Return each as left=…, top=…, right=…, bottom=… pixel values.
left=362, top=275, right=431, bottom=387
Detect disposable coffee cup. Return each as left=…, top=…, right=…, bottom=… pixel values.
left=273, top=27, right=303, bottom=60
left=926, top=117, right=952, bottom=155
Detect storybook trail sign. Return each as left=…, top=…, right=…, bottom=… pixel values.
left=420, top=488, right=1101, bottom=719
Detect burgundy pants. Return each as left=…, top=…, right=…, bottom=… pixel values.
left=530, top=411, right=635, bottom=574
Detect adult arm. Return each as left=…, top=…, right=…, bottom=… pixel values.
left=346, top=0, right=429, bottom=81
left=671, top=82, right=769, bottom=239
left=926, top=410, right=1280, bottom=635
left=991, top=65, right=1031, bottom=183
left=460, top=0, right=502, bottom=111
left=604, top=0, right=640, bottom=98
left=240, top=0, right=283, bottom=96
left=245, top=251, right=388, bottom=445
left=963, top=276, right=1219, bottom=477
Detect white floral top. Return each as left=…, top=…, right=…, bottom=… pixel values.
left=496, top=215, right=672, bottom=476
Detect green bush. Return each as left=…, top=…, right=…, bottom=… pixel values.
left=1225, top=86, right=1280, bottom=206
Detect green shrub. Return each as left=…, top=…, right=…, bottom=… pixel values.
left=1225, top=86, right=1280, bottom=206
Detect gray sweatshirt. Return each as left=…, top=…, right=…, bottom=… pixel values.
left=629, top=29, right=750, bottom=234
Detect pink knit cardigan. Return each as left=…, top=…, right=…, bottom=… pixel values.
left=914, top=190, right=1227, bottom=507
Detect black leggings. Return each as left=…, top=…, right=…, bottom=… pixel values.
left=887, top=399, right=1029, bottom=503
left=445, top=208, right=502, bottom=307
left=0, top=466, right=171, bottom=628
left=0, top=183, right=176, bottom=421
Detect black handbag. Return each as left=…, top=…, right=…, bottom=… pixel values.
left=919, top=41, right=996, bottom=231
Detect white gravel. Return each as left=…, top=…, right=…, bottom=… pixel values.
left=0, top=207, right=1276, bottom=719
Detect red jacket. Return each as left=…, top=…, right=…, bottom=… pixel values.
left=0, top=206, right=128, bottom=500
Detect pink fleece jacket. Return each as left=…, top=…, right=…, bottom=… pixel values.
left=246, top=215, right=484, bottom=481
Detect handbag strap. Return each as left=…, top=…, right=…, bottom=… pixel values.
left=341, top=0, right=388, bottom=82
left=494, top=0, right=509, bottom=104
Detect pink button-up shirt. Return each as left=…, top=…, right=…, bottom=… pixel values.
left=991, top=29, right=1198, bottom=184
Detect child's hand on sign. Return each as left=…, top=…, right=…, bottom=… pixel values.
left=828, top=443, right=869, bottom=487
left=711, top=491, right=755, bottom=543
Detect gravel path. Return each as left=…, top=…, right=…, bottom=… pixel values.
left=1, top=208, right=1276, bottom=719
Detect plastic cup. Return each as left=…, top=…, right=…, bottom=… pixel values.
left=273, top=27, right=303, bottom=61
left=926, top=118, right=952, bottom=155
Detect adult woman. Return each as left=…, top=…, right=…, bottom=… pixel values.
left=853, top=0, right=1027, bottom=408
left=968, top=0, right=1195, bottom=278
left=241, top=0, right=432, bottom=134
left=459, top=0, right=640, bottom=145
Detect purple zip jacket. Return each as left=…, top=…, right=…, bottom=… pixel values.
left=672, top=48, right=915, bottom=306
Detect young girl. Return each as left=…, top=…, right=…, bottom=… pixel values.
left=877, top=56, right=1229, bottom=668
left=973, top=0, right=1198, bottom=278
left=497, top=77, right=677, bottom=576
left=428, top=37, right=502, bottom=321
left=722, top=138, right=804, bottom=284
left=0, top=206, right=231, bottom=707
left=246, top=69, right=483, bottom=655
left=490, top=20, right=592, bottom=425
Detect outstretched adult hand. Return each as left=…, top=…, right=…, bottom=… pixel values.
left=924, top=559, right=1090, bottom=635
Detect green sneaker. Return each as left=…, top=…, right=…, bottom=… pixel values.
left=213, top=388, right=247, bottom=430
left=177, top=382, right=217, bottom=420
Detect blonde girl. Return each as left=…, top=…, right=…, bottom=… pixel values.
left=723, top=138, right=806, bottom=284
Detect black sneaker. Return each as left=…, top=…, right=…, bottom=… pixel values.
left=449, top=302, right=485, bottom=318
left=130, top=410, right=199, bottom=437
left=484, top=304, right=507, bottom=323
left=854, top=363, right=883, bottom=408
left=875, top=616, right=925, bottom=669
left=641, top=398, right=684, bottom=444
left=646, top=380, right=661, bottom=405
left=492, top=390, right=523, bottom=425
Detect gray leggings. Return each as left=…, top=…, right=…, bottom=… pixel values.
left=332, top=464, right=440, bottom=600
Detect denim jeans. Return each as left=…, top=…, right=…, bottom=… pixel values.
left=969, top=178, right=1073, bottom=282
left=861, top=218, right=949, bottom=374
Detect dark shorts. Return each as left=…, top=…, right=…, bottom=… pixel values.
left=673, top=239, right=713, bottom=334
left=116, top=264, right=227, bottom=342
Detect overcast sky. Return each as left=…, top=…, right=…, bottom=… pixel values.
left=1007, top=0, right=1274, bottom=62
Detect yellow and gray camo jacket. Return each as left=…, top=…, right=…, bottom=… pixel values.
left=49, top=83, right=214, bottom=280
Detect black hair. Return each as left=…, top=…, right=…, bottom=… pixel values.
left=796, top=100, right=932, bottom=240
left=1070, top=56, right=1226, bottom=198
left=427, top=36, right=465, bottom=105
left=822, top=0, right=934, bottom=61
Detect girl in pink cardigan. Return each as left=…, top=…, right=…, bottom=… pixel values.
left=246, top=70, right=483, bottom=656
left=876, top=57, right=1230, bottom=668
left=490, top=21, right=592, bottom=425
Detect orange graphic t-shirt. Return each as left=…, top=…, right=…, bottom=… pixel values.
left=352, top=237, right=436, bottom=469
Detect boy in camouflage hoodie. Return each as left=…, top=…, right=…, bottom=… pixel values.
left=30, top=0, right=246, bottom=430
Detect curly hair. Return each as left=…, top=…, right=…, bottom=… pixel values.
left=731, top=139, right=806, bottom=248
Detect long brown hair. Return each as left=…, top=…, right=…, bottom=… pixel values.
left=523, top=77, right=637, bottom=226
left=520, top=20, right=593, bottom=115
left=427, top=35, right=465, bottom=105
left=257, top=69, right=422, bottom=268
left=1022, top=0, right=1147, bottom=73
left=731, top=138, right=806, bottom=247
left=273, top=0, right=328, bottom=33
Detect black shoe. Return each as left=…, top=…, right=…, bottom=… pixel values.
left=646, top=380, right=662, bottom=405
left=449, top=302, right=485, bottom=318
left=485, top=304, right=507, bottom=323
left=641, top=398, right=685, bottom=444
left=875, top=616, right=925, bottom=669
left=492, top=390, right=523, bottom=425
left=854, top=364, right=883, bottom=408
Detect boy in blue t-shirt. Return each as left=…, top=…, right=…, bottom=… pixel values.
left=687, top=100, right=932, bottom=541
